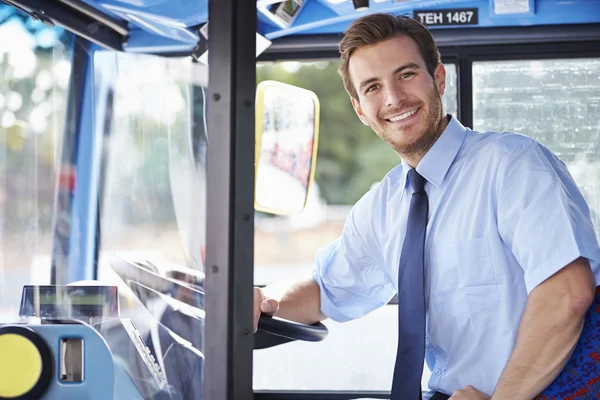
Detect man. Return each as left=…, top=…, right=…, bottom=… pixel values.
left=253, top=13, right=600, bottom=400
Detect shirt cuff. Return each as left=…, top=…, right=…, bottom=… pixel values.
left=311, top=269, right=353, bottom=323
left=524, top=248, right=600, bottom=294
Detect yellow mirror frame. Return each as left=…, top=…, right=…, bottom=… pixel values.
left=254, top=80, right=320, bottom=215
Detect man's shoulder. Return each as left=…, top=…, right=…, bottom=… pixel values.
left=469, top=129, right=537, bottom=153
left=466, top=129, right=569, bottom=181
left=465, top=129, right=542, bottom=163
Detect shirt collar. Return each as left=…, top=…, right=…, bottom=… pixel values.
left=401, top=115, right=467, bottom=188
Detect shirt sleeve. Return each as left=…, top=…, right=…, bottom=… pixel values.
left=312, top=198, right=396, bottom=322
left=496, top=139, right=600, bottom=294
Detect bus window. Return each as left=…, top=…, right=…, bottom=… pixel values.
left=97, top=52, right=206, bottom=270
left=253, top=61, right=457, bottom=391
left=473, top=58, right=600, bottom=235
left=443, top=63, right=457, bottom=117
left=95, top=52, right=208, bottom=398
left=0, top=6, right=73, bottom=319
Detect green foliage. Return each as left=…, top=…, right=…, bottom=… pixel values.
left=257, top=61, right=401, bottom=205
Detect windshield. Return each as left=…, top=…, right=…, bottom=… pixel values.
left=96, top=52, right=208, bottom=399
left=0, top=7, right=208, bottom=398
left=0, top=6, right=72, bottom=317
left=97, top=51, right=206, bottom=270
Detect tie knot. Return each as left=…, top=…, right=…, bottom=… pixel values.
left=407, top=169, right=426, bottom=194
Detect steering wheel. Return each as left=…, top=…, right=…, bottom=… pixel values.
left=109, top=254, right=328, bottom=348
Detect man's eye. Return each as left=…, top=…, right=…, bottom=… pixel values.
left=366, top=85, right=378, bottom=93
left=400, top=72, right=415, bottom=80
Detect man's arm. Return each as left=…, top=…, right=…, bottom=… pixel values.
left=491, top=257, right=596, bottom=399
left=253, top=276, right=326, bottom=331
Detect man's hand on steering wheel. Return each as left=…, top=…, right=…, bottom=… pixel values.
left=253, top=287, right=279, bottom=332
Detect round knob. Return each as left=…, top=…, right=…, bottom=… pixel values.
left=0, top=326, right=53, bottom=400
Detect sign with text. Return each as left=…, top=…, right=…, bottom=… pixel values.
left=493, top=0, right=531, bottom=14
left=414, top=8, right=479, bottom=26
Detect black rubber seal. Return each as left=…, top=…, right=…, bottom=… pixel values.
left=0, top=325, right=53, bottom=400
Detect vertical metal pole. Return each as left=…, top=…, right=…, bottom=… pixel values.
left=205, top=0, right=256, bottom=398
left=51, top=41, right=116, bottom=284
left=68, top=43, right=107, bottom=284
left=458, top=58, right=473, bottom=129
left=51, top=38, right=89, bottom=285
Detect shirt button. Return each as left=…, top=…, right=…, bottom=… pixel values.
left=436, top=369, right=443, bottom=376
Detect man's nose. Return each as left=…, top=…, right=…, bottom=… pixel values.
left=384, top=85, right=407, bottom=107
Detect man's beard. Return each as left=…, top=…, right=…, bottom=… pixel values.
left=374, top=85, right=445, bottom=159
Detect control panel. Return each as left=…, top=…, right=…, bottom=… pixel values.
left=0, top=285, right=170, bottom=399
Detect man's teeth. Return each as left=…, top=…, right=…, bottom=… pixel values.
left=388, top=109, right=417, bottom=122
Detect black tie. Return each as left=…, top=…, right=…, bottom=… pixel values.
left=391, top=168, right=428, bottom=400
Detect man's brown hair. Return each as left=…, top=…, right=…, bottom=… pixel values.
left=338, top=13, right=441, bottom=100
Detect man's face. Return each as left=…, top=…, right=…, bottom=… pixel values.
left=349, top=35, right=446, bottom=160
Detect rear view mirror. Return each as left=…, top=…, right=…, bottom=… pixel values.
left=254, top=81, right=320, bottom=215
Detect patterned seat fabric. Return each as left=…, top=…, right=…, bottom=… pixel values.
left=536, top=286, right=600, bottom=400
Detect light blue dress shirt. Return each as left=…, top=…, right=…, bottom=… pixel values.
left=312, top=115, right=600, bottom=396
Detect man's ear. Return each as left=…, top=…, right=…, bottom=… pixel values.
left=351, top=97, right=369, bottom=126
left=434, top=63, right=447, bottom=96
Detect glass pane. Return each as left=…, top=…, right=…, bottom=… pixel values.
left=473, top=58, right=600, bottom=236
left=254, top=61, right=457, bottom=391
left=96, top=52, right=207, bottom=399
left=443, top=63, right=457, bottom=117
left=0, top=6, right=73, bottom=319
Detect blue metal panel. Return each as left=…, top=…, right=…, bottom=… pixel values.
left=17, top=0, right=599, bottom=53
left=52, top=37, right=87, bottom=286
left=91, top=0, right=206, bottom=41
left=68, top=45, right=96, bottom=283
left=28, top=323, right=146, bottom=399
left=262, top=0, right=600, bottom=39
left=111, top=10, right=198, bottom=43
left=77, top=0, right=133, bottom=22
left=91, top=0, right=207, bottom=26
left=68, top=45, right=116, bottom=283
left=27, top=324, right=120, bottom=400
left=124, top=27, right=198, bottom=53
left=88, top=0, right=600, bottom=53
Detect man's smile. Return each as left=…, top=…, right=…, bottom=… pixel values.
left=385, top=107, right=420, bottom=123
